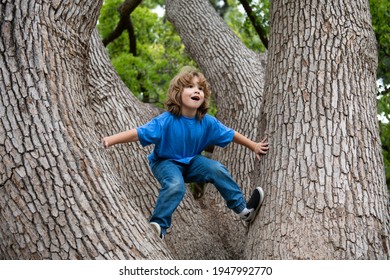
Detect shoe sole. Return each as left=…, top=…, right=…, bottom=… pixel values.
left=245, top=187, right=264, bottom=222
left=150, top=222, right=161, bottom=235
left=150, top=222, right=165, bottom=240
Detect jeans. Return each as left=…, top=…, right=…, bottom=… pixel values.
left=150, top=155, right=246, bottom=235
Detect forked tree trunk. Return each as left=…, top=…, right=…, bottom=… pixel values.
left=0, top=0, right=388, bottom=260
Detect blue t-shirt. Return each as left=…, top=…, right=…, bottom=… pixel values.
left=136, top=112, right=235, bottom=164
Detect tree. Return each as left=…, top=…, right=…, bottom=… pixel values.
left=250, top=0, right=389, bottom=259
left=0, top=0, right=388, bottom=260
left=0, top=0, right=171, bottom=259
left=158, top=0, right=390, bottom=259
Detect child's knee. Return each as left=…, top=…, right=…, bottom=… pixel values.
left=172, top=182, right=186, bottom=198
left=207, top=161, right=230, bottom=179
left=215, top=161, right=228, bottom=173
left=162, top=177, right=186, bottom=197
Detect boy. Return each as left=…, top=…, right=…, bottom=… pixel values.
left=102, top=67, right=269, bottom=239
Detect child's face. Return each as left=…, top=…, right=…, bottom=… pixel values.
left=181, top=76, right=205, bottom=117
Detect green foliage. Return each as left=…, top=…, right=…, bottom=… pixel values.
left=378, top=90, right=390, bottom=188
left=240, top=0, right=270, bottom=50
left=214, top=0, right=269, bottom=52
left=369, top=0, right=390, bottom=190
left=225, top=2, right=262, bottom=50
left=97, top=1, right=195, bottom=107
left=98, top=0, right=123, bottom=41
left=379, top=124, right=390, bottom=188
left=370, top=0, right=390, bottom=85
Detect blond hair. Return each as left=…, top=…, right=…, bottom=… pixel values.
left=165, top=66, right=211, bottom=120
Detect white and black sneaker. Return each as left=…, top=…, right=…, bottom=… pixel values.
left=240, top=187, right=264, bottom=222
left=150, top=222, right=165, bottom=240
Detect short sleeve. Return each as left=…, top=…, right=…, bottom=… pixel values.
left=136, top=118, right=162, bottom=147
left=208, top=117, right=235, bottom=148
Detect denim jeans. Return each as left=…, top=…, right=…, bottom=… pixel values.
left=149, top=155, right=246, bottom=235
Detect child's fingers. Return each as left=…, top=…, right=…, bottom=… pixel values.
left=255, top=141, right=269, bottom=160
left=257, top=142, right=269, bottom=152
left=102, top=138, right=109, bottom=149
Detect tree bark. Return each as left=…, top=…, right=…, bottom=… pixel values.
left=0, top=0, right=241, bottom=260
left=0, top=0, right=170, bottom=260
left=1, top=0, right=388, bottom=260
left=247, top=0, right=389, bottom=259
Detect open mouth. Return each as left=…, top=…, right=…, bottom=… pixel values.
left=191, top=96, right=201, bottom=101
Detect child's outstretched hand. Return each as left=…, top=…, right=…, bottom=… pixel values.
left=254, top=138, right=269, bottom=160
left=102, top=138, right=109, bottom=149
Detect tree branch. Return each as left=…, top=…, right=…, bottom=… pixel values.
left=102, top=0, right=142, bottom=55
left=238, top=0, right=269, bottom=49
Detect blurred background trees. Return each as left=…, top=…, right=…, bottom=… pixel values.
left=371, top=0, right=390, bottom=187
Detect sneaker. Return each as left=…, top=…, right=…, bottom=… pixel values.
left=150, top=222, right=165, bottom=239
left=241, top=187, right=264, bottom=222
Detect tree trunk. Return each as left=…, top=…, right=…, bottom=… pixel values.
left=0, top=0, right=171, bottom=260
left=247, top=0, right=389, bottom=259
left=0, top=0, right=240, bottom=260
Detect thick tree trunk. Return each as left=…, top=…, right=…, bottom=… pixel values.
left=247, top=0, right=389, bottom=259
left=0, top=0, right=240, bottom=260
left=0, top=0, right=171, bottom=260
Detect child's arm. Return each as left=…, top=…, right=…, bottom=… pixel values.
left=233, top=132, right=269, bottom=160
left=102, top=128, right=139, bottom=149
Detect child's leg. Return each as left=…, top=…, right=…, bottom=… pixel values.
left=184, top=155, right=246, bottom=214
left=150, top=160, right=186, bottom=235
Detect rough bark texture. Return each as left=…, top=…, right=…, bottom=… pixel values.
left=247, top=0, right=389, bottom=259
left=1, top=0, right=388, bottom=260
left=0, top=0, right=242, bottom=260
left=0, top=0, right=171, bottom=260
